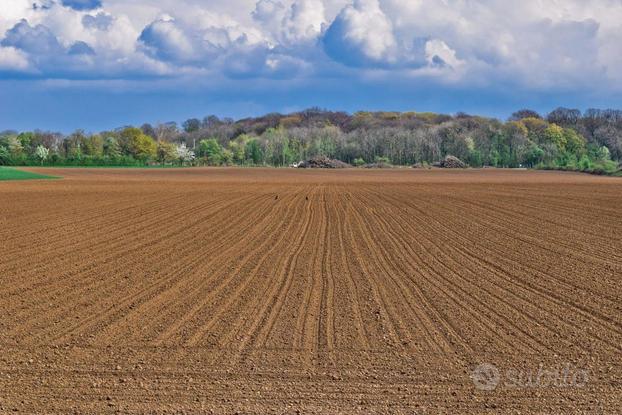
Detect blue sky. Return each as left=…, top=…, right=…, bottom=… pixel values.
left=1, top=0, right=622, bottom=132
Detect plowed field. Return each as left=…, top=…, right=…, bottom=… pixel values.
left=1, top=168, right=621, bottom=413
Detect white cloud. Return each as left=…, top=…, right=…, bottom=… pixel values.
left=283, top=0, right=326, bottom=43
left=0, top=0, right=34, bottom=35
left=425, top=39, right=463, bottom=69
left=378, top=0, right=620, bottom=88
left=323, top=0, right=397, bottom=66
left=139, top=17, right=198, bottom=63
left=253, top=0, right=326, bottom=45
left=0, top=0, right=621, bottom=93
left=0, top=46, right=30, bottom=70
left=1, top=19, right=64, bottom=55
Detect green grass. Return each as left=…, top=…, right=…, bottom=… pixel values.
left=0, top=167, right=59, bottom=181
left=35, top=165, right=186, bottom=169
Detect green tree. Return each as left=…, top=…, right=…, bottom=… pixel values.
left=543, top=124, right=567, bottom=152
left=103, top=136, right=121, bottom=159
left=198, top=138, right=224, bottom=165
left=578, top=155, right=592, bottom=170
left=17, top=132, right=34, bottom=153
left=263, top=128, right=294, bottom=166
left=7, top=136, right=24, bottom=158
left=597, top=146, right=611, bottom=161
left=120, top=127, right=157, bottom=161
left=490, top=132, right=511, bottom=167
left=521, top=117, right=549, bottom=144
left=245, top=139, right=263, bottom=165
left=156, top=141, right=177, bottom=164
left=228, top=140, right=246, bottom=165
left=524, top=143, right=545, bottom=167
left=222, top=148, right=234, bottom=165
left=562, top=128, right=586, bottom=155
left=83, top=134, right=104, bottom=157
left=467, top=149, right=483, bottom=167
left=0, top=146, right=10, bottom=165
left=313, top=126, right=339, bottom=158
left=502, top=122, right=528, bottom=167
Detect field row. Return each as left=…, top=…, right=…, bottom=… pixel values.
left=1, top=168, right=620, bottom=413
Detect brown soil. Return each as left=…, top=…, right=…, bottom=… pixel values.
left=1, top=168, right=621, bottom=414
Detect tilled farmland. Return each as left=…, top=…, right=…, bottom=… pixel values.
left=1, top=168, right=621, bottom=414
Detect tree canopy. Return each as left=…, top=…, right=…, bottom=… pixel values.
left=1, top=107, right=620, bottom=174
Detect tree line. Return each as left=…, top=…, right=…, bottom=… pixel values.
left=1, top=107, right=620, bottom=174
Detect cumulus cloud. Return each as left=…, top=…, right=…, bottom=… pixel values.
left=282, top=0, right=326, bottom=43
left=253, top=0, right=285, bottom=26
left=137, top=13, right=268, bottom=72
left=0, top=0, right=621, bottom=94
left=253, top=0, right=326, bottom=45
left=139, top=17, right=200, bottom=63
left=223, top=45, right=309, bottom=79
left=82, top=12, right=114, bottom=30
left=0, top=46, right=30, bottom=70
left=68, top=40, right=95, bottom=55
left=323, top=0, right=398, bottom=67
left=1, top=19, right=63, bottom=55
left=425, top=39, right=463, bottom=69
left=375, top=0, right=615, bottom=87
left=321, top=0, right=459, bottom=72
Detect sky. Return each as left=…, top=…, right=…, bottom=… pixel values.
left=1, top=0, right=622, bottom=132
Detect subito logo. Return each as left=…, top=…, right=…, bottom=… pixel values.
left=471, top=363, right=500, bottom=391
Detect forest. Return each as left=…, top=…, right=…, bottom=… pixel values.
left=1, top=108, right=621, bottom=175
